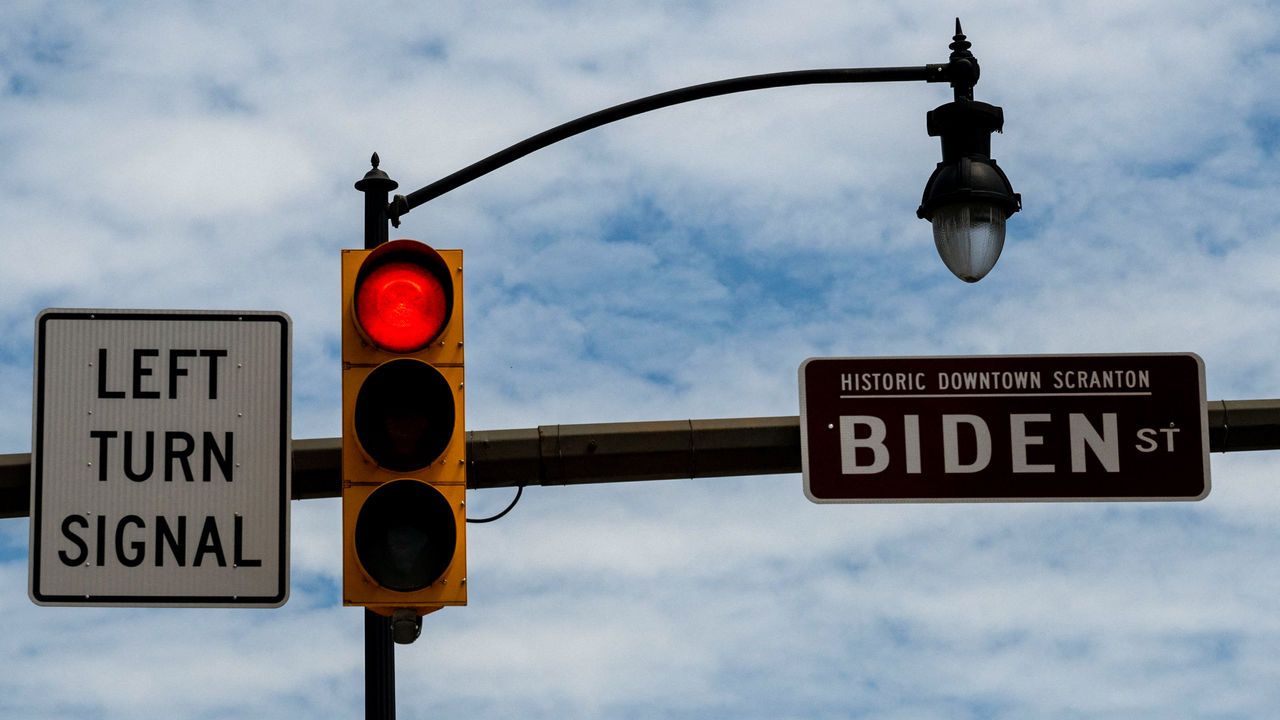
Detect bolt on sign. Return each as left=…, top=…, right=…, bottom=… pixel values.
left=799, top=354, right=1210, bottom=503
left=29, top=310, right=290, bottom=607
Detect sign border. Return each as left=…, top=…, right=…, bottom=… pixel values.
left=799, top=352, right=1210, bottom=504
left=30, top=309, right=291, bottom=607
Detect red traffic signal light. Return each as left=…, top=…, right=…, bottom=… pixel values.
left=352, top=240, right=454, bottom=352
left=342, top=239, right=466, bottom=631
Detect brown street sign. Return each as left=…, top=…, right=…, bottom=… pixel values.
left=799, top=353, right=1209, bottom=503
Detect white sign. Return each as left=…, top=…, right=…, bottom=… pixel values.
left=30, top=310, right=291, bottom=607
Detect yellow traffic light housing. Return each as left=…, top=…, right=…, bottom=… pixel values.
left=342, top=240, right=466, bottom=624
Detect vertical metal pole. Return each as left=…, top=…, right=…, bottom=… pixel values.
left=355, top=153, right=399, bottom=720
left=356, top=153, right=397, bottom=251
left=364, top=609, right=396, bottom=720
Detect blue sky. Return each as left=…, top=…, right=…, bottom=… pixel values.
left=3, top=1, right=1280, bottom=718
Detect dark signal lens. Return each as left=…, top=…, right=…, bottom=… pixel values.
left=355, top=480, right=457, bottom=592
left=356, top=260, right=449, bottom=352
left=354, top=359, right=455, bottom=471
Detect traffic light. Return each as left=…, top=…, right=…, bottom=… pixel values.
left=342, top=239, right=465, bottom=636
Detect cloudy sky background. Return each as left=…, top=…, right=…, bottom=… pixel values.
left=2, top=1, right=1280, bottom=717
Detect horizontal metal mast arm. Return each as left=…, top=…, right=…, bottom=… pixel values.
left=2, top=399, right=1277, bottom=518
left=463, top=399, right=1280, bottom=488
left=390, top=65, right=947, bottom=224
left=1208, top=398, right=1280, bottom=452
left=466, top=416, right=802, bottom=489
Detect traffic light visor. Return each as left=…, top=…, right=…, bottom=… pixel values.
left=354, top=240, right=454, bottom=352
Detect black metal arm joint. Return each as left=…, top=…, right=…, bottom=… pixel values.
left=923, top=63, right=951, bottom=83
left=388, top=194, right=409, bottom=229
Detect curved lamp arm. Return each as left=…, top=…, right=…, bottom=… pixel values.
left=389, top=63, right=966, bottom=226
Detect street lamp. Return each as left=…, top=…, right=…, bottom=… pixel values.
left=382, top=19, right=1020, bottom=282
left=916, top=21, right=1021, bottom=282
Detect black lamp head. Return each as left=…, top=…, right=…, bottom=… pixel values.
left=917, top=99, right=1021, bottom=282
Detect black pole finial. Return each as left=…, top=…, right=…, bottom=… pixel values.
left=945, top=18, right=978, bottom=100
left=356, top=152, right=397, bottom=192
left=949, top=18, right=972, bottom=59
left=355, top=152, right=398, bottom=249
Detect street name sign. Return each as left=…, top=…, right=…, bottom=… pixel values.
left=30, top=310, right=291, bottom=606
left=799, top=353, right=1209, bottom=503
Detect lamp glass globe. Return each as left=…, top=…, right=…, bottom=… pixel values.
left=931, top=201, right=1006, bottom=282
